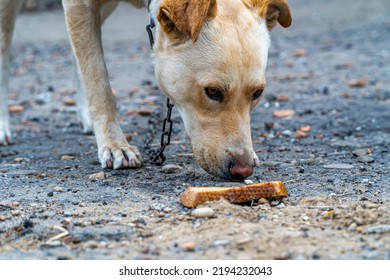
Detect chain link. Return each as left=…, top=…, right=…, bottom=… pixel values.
left=149, top=98, right=174, bottom=165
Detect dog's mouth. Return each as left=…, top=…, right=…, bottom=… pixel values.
left=194, top=148, right=230, bottom=179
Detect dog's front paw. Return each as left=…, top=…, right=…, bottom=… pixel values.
left=0, top=123, right=12, bottom=146
left=99, top=144, right=143, bottom=169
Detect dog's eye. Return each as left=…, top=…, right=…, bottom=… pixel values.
left=205, top=87, right=224, bottom=102
left=252, top=89, right=264, bottom=100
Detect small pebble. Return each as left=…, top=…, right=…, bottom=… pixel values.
left=348, top=223, right=357, bottom=232
left=236, top=237, right=253, bottom=245
left=191, top=207, right=215, bottom=218
left=244, top=179, right=254, bottom=185
left=11, top=210, right=20, bottom=216
left=61, top=155, right=74, bottom=161
left=352, top=149, right=368, bottom=157
left=64, top=211, right=73, bottom=217
left=257, top=198, right=269, bottom=205
left=294, top=147, right=303, bottom=152
left=83, top=240, right=99, bottom=249
left=264, top=122, right=274, bottom=130
left=47, top=192, right=54, bottom=197
left=275, top=202, right=286, bottom=208
left=0, top=215, right=6, bottom=221
left=270, top=200, right=282, bottom=207
left=161, top=164, right=182, bottom=174
left=367, top=225, right=390, bottom=234
left=357, top=156, right=374, bottom=163
left=323, top=164, right=354, bottom=169
left=53, top=186, right=63, bottom=192
left=212, top=240, right=231, bottom=247
left=282, top=130, right=292, bottom=137
left=88, top=171, right=106, bottom=180
left=12, top=201, right=20, bottom=207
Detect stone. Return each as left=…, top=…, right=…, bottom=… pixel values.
left=6, top=170, right=38, bottom=176
left=61, top=155, right=74, bottom=161
left=236, top=237, right=253, bottom=245
left=53, top=186, right=63, bottom=192
left=282, top=130, right=292, bottom=137
left=191, top=207, right=215, bottom=218
left=323, top=164, right=354, bottom=169
left=212, top=240, right=231, bottom=247
left=352, top=149, right=368, bottom=157
left=348, top=223, right=357, bottom=232
left=275, top=202, right=286, bottom=208
left=367, top=225, right=390, bottom=234
left=357, top=156, right=374, bottom=163
left=257, top=198, right=269, bottom=205
left=244, top=179, right=254, bottom=185
left=11, top=210, right=20, bottom=216
left=88, top=171, right=106, bottom=180
left=161, top=164, right=182, bottom=174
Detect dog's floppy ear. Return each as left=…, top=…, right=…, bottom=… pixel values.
left=247, top=0, right=292, bottom=30
left=157, top=0, right=217, bottom=42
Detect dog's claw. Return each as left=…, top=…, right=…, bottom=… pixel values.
left=0, top=129, right=12, bottom=146
left=253, top=151, right=260, bottom=167
left=100, top=145, right=142, bottom=169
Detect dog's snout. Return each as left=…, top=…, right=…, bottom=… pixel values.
left=229, top=162, right=253, bottom=180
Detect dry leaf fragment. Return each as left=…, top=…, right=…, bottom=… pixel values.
left=348, top=79, right=368, bottom=88
left=295, top=130, right=307, bottom=139
left=179, top=242, right=198, bottom=251
left=293, top=48, right=308, bottom=57
left=276, top=94, right=290, bottom=102
left=9, top=105, right=24, bottom=113
left=273, top=109, right=295, bottom=118
left=295, top=126, right=312, bottom=139
left=64, top=99, right=76, bottom=106
left=299, top=126, right=311, bottom=133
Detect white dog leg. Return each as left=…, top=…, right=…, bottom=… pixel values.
left=0, top=0, right=23, bottom=145
left=63, top=0, right=142, bottom=169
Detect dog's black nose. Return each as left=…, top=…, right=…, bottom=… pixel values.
left=229, top=163, right=253, bottom=180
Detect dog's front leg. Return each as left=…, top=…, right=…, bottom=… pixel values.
left=0, top=0, right=23, bottom=145
left=63, top=0, right=142, bottom=169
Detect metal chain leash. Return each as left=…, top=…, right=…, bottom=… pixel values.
left=144, top=2, right=175, bottom=166
left=149, top=98, right=174, bottom=165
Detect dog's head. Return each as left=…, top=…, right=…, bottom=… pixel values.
left=152, top=0, right=292, bottom=179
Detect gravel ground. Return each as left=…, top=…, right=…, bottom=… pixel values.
left=1, top=0, right=389, bottom=259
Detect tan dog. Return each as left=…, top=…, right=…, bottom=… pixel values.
left=0, top=0, right=291, bottom=180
